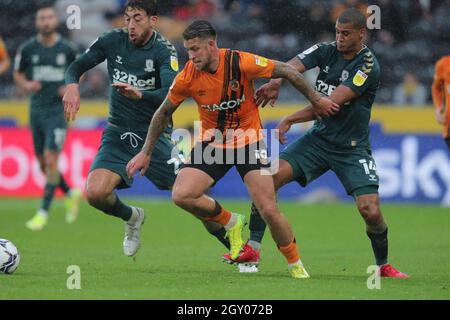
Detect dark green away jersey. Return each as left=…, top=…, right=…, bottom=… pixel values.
left=14, top=35, right=79, bottom=114
left=65, top=28, right=178, bottom=131
left=298, top=41, right=380, bottom=149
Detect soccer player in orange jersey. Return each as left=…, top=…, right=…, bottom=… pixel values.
left=126, top=20, right=339, bottom=278
left=432, top=55, right=450, bottom=149
left=0, top=36, right=11, bottom=76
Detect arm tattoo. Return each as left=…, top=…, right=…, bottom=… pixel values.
left=271, top=61, right=319, bottom=104
left=142, top=98, right=179, bottom=155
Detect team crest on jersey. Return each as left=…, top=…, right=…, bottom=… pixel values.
left=170, top=56, right=179, bottom=71
left=230, top=79, right=240, bottom=92
left=32, top=55, right=39, bottom=64
left=144, top=59, right=155, bottom=72
left=340, top=70, right=349, bottom=82
left=255, top=56, right=268, bottom=67
left=56, top=53, right=66, bottom=66
left=353, top=70, right=368, bottom=87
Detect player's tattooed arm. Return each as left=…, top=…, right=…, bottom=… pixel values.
left=271, top=61, right=340, bottom=117
left=271, top=61, right=317, bottom=102
left=142, top=98, right=179, bottom=156
left=127, top=98, right=179, bottom=177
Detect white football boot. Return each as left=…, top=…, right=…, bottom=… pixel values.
left=123, top=207, right=145, bottom=257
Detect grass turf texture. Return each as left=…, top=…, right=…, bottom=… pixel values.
left=0, top=198, right=449, bottom=299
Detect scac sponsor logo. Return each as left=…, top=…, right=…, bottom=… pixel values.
left=112, top=68, right=155, bottom=90
left=201, top=95, right=246, bottom=112
left=374, top=136, right=450, bottom=206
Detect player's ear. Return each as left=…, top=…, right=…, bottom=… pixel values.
left=359, top=27, right=366, bottom=40
left=149, top=15, right=158, bottom=27
left=207, top=38, right=215, bottom=48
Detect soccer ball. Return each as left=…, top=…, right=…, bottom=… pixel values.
left=0, top=239, right=20, bottom=274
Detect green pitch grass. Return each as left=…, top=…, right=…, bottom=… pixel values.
left=0, top=198, right=449, bottom=300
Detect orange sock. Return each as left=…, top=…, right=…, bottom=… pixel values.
left=278, top=239, right=300, bottom=264
left=204, top=207, right=232, bottom=226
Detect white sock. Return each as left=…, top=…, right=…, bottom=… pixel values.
left=224, top=213, right=237, bottom=231
left=127, top=207, right=140, bottom=224
left=288, top=259, right=302, bottom=268
left=37, top=209, right=48, bottom=216
left=248, top=240, right=261, bottom=251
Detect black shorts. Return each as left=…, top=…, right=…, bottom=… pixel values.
left=445, top=137, right=450, bottom=150
left=181, top=140, right=270, bottom=182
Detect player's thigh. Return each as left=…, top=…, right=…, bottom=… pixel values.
left=181, top=141, right=233, bottom=183
left=172, top=167, right=215, bottom=200
left=86, top=168, right=122, bottom=197
left=242, top=170, right=277, bottom=213
left=89, top=126, right=135, bottom=189
left=331, top=148, right=379, bottom=196
left=279, top=135, right=330, bottom=187
left=235, top=140, right=271, bottom=180
left=30, top=114, right=45, bottom=156
left=144, top=134, right=183, bottom=190
left=272, top=159, right=296, bottom=190
left=43, top=114, right=67, bottom=153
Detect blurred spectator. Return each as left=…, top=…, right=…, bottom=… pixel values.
left=374, top=0, right=407, bottom=42
left=79, top=69, right=109, bottom=99
left=224, top=0, right=266, bottom=22
left=330, top=0, right=368, bottom=24
left=432, top=0, right=450, bottom=40
left=0, top=35, right=11, bottom=76
left=0, top=0, right=447, bottom=102
left=55, top=0, right=119, bottom=49
left=394, top=72, right=427, bottom=106
left=192, top=0, right=218, bottom=19
left=304, top=3, right=335, bottom=43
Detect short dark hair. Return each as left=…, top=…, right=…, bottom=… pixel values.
left=125, top=0, right=158, bottom=16
left=36, top=4, right=56, bottom=13
left=337, top=8, right=366, bottom=29
left=182, top=20, right=217, bottom=41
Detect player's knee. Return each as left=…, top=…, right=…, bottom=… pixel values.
left=171, top=189, right=193, bottom=209
left=258, top=205, right=280, bottom=225
left=358, top=201, right=381, bottom=226
left=86, top=186, right=108, bottom=208
left=44, top=155, right=57, bottom=171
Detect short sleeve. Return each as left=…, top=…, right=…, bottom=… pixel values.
left=297, top=43, right=329, bottom=70
left=167, top=66, right=190, bottom=106
left=342, top=53, right=380, bottom=97
left=14, top=43, right=28, bottom=72
left=239, top=52, right=275, bottom=80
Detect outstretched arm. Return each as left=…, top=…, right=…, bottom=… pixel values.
left=276, top=105, right=315, bottom=144
left=271, top=61, right=339, bottom=116
left=126, top=98, right=180, bottom=177
left=63, top=46, right=106, bottom=121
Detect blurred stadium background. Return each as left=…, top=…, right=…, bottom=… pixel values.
left=0, top=0, right=449, bottom=206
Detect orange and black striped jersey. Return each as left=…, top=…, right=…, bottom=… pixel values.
left=168, top=49, right=275, bottom=148
left=432, top=56, right=450, bottom=138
